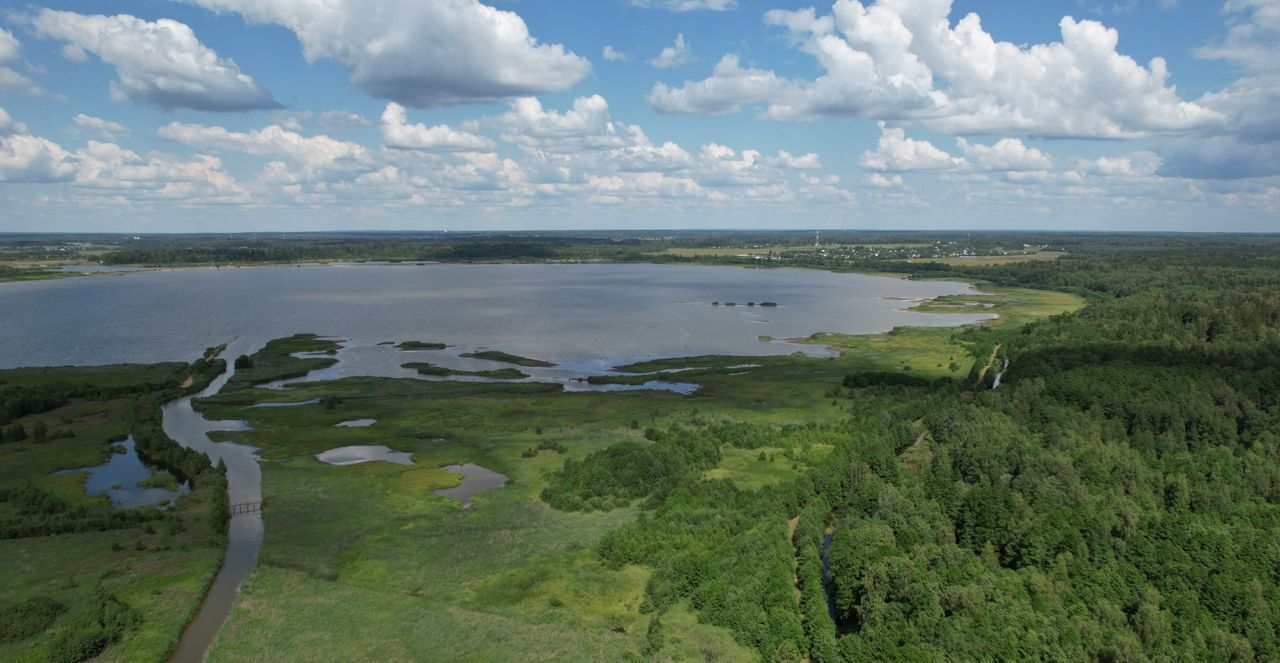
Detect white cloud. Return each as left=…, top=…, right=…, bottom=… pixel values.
left=602, top=46, right=631, bottom=62
left=1076, top=152, right=1161, bottom=177
left=956, top=137, right=1051, bottom=171
left=630, top=0, right=737, bottom=10
left=380, top=103, right=494, bottom=151
left=651, top=1, right=1221, bottom=138
left=0, top=133, right=74, bottom=182
left=26, top=10, right=278, bottom=111
left=73, top=114, right=128, bottom=139
left=0, top=28, right=41, bottom=95
left=650, top=34, right=693, bottom=69
left=185, top=0, right=590, bottom=107
left=649, top=55, right=791, bottom=115
left=864, top=173, right=904, bottom=188
left=860, top=124, right=967, bottom=172
left=1166, top=0, right=1280, bottom=179
left=768, top=150, right=823, bottom=169
left=0, top=107, right=25, bottom=135
left=0, top=113, right=242, bottom=201
left=159, top=122, right=374, bottom=179
left=497, top=95, right=626, bottom=150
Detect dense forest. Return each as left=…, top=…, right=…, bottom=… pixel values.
left=541, top=239, right=1280, bottom=661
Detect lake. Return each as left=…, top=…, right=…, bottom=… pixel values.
left=0, top=262, right=992, bottom=368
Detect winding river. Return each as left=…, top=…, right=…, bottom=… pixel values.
left=163, top=344, right=261, bottom=663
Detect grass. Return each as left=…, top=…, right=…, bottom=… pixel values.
left=0, top=266, right=72, bottom=283
left=226, top=334, right=340, bottom=389
left=704, top=444, right=834, bottom=490
left=395, top=341, right=448, bottom=351
left=185, top=279, right=1081, bottom=661
left=0, top=363, right=190, bottom=390
left=907, top=250, right=1067, bottom=266
left=807, top=285, right=1084, bottom=378
left=402, top=362, right=528, bottom=380
left=0, top=365, right=225, bottom=662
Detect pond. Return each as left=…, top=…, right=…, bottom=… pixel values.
left=433, top=463, right=508, bottom=508
left=57, top=435, right=189, bottom=509
left=315, top=445, right=414, bottom=466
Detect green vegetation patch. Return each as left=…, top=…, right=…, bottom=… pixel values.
left=0, top=356, right=228, bottom=662
left=226, top=333, right=340, bottom=390
left=459, top=351, right=556, bottom=367
left=395, top=341, right=448, bottom=351
left=401, top=362, right=528, bottom=380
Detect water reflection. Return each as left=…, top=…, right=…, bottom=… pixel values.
left=434, top=463, right=508, bottom=508
left=315, top=445, right=414, bottom=466
left=57, top=436, right=189, bottom=509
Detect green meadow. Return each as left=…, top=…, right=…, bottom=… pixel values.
left=0, top=364, right=226, bottom=662
left=187, top=284, right=1081, bottom=661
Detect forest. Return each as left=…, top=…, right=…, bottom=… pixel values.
left=541, top=238, right=1280, bottom=661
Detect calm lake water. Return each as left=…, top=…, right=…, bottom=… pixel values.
left=0, top=263, right=991, bottom=368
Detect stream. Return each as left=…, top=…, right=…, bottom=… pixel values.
left=163, top=348, right=260, bottom=663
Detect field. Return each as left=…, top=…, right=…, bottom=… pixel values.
left=906, top=250, right=1066, bottom=266
left=0, top=365, right=225, bottom=662
left=185, top=283, right=1081, bottom=661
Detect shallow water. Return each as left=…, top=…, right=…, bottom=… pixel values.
left=315, top=445, right=414, bottom=466
left=58, top=436, right=189, bottom=509
left=252, top=399, right=321, bottom=408
left=434, top=463, right=508, bottom=508
left=334, top=419, right=377, bottom=428
left=162, top=347, right=261, bottom=663
left=0, top=263, right=993, bottom=369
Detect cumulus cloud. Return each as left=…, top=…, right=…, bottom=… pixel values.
left=864, top=173, right=904, bottom=188
left=0, top=111, right=242, bottom=201
left=0, top=107, right=26, bottom=135
left=769, top=150, right=823, bottom=169
left=650, top=34, right=692, bottom=69
left=184, top=0, right=590, bottom=107
left=602, top=46, right=631, bottom=62
left=956, top=137, right=1051, bottom=171
left=650, top=1, right=1220, bottom=138
left=0, top=28, right=41, bottom=95
left=630, top=0, right=737, bottom=10
left=1162, top=0, right=1280, bottom=179
left=0, top=133, right=74, bottom=182
left=26, top=10, right=278, bottom=111
left=159, top=122, right=374, bottom=179
left=380, top=103, right=494, bottom=151
left=73, top=114, right=128, bottom=139
left=649, top=55, right=791, bottom=115
left=860, top=124, right=967, bottom=172
left=497, top=96, right=627, bottom=151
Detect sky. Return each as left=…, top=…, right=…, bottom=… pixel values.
left=0, top=0, right=1277, bottom=232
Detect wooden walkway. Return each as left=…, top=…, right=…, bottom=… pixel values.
left=229, top=501, right=262, bottom=515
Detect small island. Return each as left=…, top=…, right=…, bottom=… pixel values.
left=395, top=341, right=448, bottom=351
left=458, top=351, right=556, bottom=367
left=401, top=362, right=529, bottom=380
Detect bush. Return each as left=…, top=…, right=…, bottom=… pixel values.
left=46, top=590, right=140, bottom=663
left=0, top=596, right=67, bottom=643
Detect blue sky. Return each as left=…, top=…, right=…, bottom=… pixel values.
left=0, top=0, right=1277, bottom=232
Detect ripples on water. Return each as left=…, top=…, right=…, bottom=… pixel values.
left=0, top=263, right=994, bottom=369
